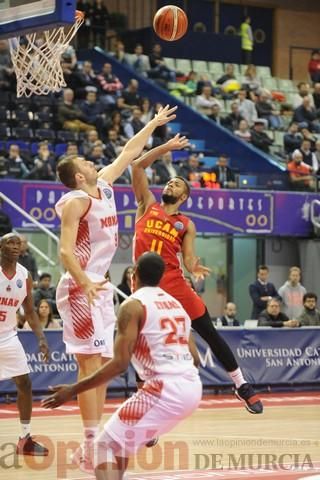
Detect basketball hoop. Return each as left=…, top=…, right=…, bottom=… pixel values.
left=8, top=10, right=84, bottom=97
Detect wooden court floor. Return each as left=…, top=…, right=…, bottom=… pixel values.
left=0, top=393, right=319, bottom=480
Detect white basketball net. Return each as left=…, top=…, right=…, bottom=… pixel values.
left=8, top=12, right=84, bottom=97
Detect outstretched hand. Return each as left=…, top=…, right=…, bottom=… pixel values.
left=166, top=134, right=189, bottom=151
left=83, top=279, right=108, bottom=305
left=41, top=384, right=75, bottom=409
left=191, top=257, right=212, bottom=281
left=153, top=104, right=177, bottom=126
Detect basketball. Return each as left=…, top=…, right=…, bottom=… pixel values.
left=153, top=5, right=188, bottom=42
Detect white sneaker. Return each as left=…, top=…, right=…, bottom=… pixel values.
left=71, top=443, right=94, bottom=474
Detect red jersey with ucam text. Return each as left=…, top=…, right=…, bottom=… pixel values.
left=0, top=263, right=28, bottom=342
left=55, top=179, right=118, bottom=280
left=133, top=202, right=189, bottom=271
left=130, top=286, right=198, bottom=381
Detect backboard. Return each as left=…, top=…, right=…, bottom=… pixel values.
left=0, top=0, right=76, bottom=39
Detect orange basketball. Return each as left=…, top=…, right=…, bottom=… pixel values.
left=153, top=5, right=188, bottom=42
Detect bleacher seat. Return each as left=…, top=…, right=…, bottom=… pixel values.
left=0, top=91, right=11, bottom=108
left=256, top=66, right=272, bottom=78
left=277, top=79, right=294, bottom=92
left=163, top=57, right=176, bottom=70
left=54, top=143, right=68, bottom=156
left=201, top=156, right=218, bottom=168
left=0, top=107, right=8, bottom=123
left=274, top=131, right=284, bottom=146
left=11, top=127, right=33, bottom=141
left=57, top=130, right=78, bottom=142
left=175, top=58, right=192, bottom=73
left=192, top=60, right=208, bottom=73
left=6, top=140, right=29, bottom=151
left=208, top=62, right=224, bottom=75
left=262, top=77, right=278, bottom=90
left=0, top=126, right=10, bottom=139
left=31, top=142, right=54, bottom=154
left=35, top=129, right=56, bottom=141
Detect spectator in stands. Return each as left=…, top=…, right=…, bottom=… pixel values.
left=242, top=64, right=261, bottom=99
left=185, top=71, right=198, bottom=95
left=74, top=60, right=97, bottom=96
left=130, top=44, right=151, bottom=77
left=33, top=273, right=57, bottom=314
left=18, top=235, right=38, bottom=284
left=236, top=89, right=258, bottom=126
left=298, top=293, right=320, bottom=326
left=314, top=140, right=320, bottom=169
left=36, top=300, right=61, bottom=329
left=123, top=107, right=146, bottom=138
left=256, top=90, right=282, bottom=130
left=292, top=82, right=315, bottom=109
left=207, top=104, right=223, bottom=125
left=116, top=266, right=133, bottom=305
left=284, top=122, right=302, bottom=155
left=222, top=102, right=244, bottom=131
left=178, top=153, right=203, bottom=185
left=279, top=103, right=294, bottom=131
left=258, top=298, right=299, bottom=328
left=249, top=265, right=278, bottom=319
left=89, top=0, right=110, bottom=48
left=300, top=127, right=317, bottom=150
left=216, top=64, right=238, bottom=96
left=278, top=266, right=306, bottom=319
left=58, top=88, right=95, bottom=132
left=250, top=119, right=273, bottom=153
left=234, top=119, right=251, bottom=142
left=27, top=141, right=56, bottom=181
left=299, top=138, right=318, bottom=172
left=79, top=90, right=104, bottom=130
left=148, top=43, right=176, bottom=85
left=0, top=198, right=12, bottom=237
left=88, top=143, right=110, bottom=168
left=196, top=73, right=214, bottom=95
left=58, top=142, right=79, bottom=163
left=5, top=144, right=29, bottom=179
left=105, top=110, right=126, bottom=139
left=110, top=40, right=130, bottom=67
left=96, top=63, right=124, bottom=106
left=308, top=50, right=320, bottom=84
left=153, top=151, right=179, bottom=185
left=287, top=149, right=315, bottom=191
left=0, top=39, right=15, bottom=91
left=216, top=302, right=240, bottom=327
left=140, top=98, right=154, bottom=124
left=122, top=79, right=141, bottom=110
left=83, top=129, right=100, bottom=156
left=195, top=85, right=222, bottom=116
left=211, top=154, right=236, bottom=189
left=293, top=97, right=320, bottom=133
left=104, top=128, right=123, bottom=162
left=313, top=82, right=320, bottom=110
left=240, top=16, right=253, bottom=65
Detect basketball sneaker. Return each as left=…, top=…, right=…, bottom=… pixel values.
left=235, top=383, right=263, bottom=414
left=16, top=434, right=49, bottom=456
left=71, top=442, right=94, bottom=474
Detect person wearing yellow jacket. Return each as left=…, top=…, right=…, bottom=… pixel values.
left=240, top=16, right=253, bottom=65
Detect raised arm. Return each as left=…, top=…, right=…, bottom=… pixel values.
left=42, top=298, right=143, bottom=408
left=132, top=134, right=189, bottom=218
left=182, top=220, right=211, bottom=280
left=98, top=105, right=177, bottom=184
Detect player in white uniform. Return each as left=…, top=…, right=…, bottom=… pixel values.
left=54, top=105, right=177, bottom=472
left=0, top=233, right=49, bottom=455
left=43, top=252, right=202, bottom=480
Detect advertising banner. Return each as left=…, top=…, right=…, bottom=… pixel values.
left=1, top=328, right=319, bottom=395
left=1, top=180, right=319, bottom=236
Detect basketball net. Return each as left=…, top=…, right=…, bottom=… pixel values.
left=8, top=10, right=84, bottom=97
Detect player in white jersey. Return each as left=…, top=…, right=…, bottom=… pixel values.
left=43, top=252, right=202, bottom=479
left=54, top=105, right=177, bottom=472
left=0, top=233, right=49, bottom=456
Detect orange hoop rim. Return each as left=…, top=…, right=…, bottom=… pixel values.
left=75, top=10, right=85, bottom=21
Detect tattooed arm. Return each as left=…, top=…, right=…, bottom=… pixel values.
left=42, top=299, right=142, bottom=408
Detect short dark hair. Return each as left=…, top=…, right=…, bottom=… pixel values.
left=57, top=155, right=79, bottom=189
left=258, top=264, right=269, bottom=272
left=174, top=176, right=191, bottom=197
left=39, top=273, right=51, bottom=281
left=303, top=292, right=318, bottom=302
left=136, top=252, right=165, bottom=286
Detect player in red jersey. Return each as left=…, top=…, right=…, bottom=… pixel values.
left=131, top=135, right=263, bottom=414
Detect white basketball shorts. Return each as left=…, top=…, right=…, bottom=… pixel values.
left=56, top=274, right=116, bottom=357
left=0, top=334, right=30, bottom=380
left=94, top=372, right=202, bottom=462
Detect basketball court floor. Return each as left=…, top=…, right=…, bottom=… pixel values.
left=0, top=392, right=319, bottom=480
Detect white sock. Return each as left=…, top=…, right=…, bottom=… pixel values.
left=228, top=368, right=246, bottom=388
left=20, top=422, right=31, bottom=438
left=84, top=426, right=99, bottom=443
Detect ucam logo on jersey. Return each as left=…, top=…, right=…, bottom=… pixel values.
left=103, top=187, right=113, bottom=200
